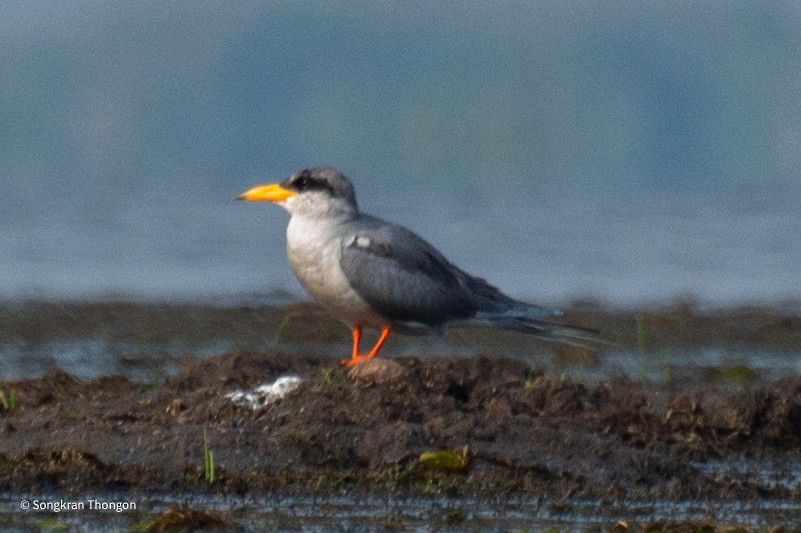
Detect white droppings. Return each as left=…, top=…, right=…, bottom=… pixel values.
left=225, top=375, right=303, bottom=410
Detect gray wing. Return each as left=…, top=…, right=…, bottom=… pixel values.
left=339, top=216, right=596, bottom=345
left=339, top=216, right=540, bottom=327
left=338, top=217, right=478, bottom=326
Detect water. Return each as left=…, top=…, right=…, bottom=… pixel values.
left=3, top=492, right=801, bottom=531
left=3, top=2, right=801, bottom=307
left=4, top=330, right=801, bottom=385
left=3, top=171, right=800, bottom=307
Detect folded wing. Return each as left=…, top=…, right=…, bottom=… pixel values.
left=339, top=216, right=560, bottom=329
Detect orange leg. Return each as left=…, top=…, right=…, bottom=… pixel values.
left=341, top=325, right=393, bottom=367
left=367, top=326, right=392, bottom=357
left=351, top=325, right=363, bottom=360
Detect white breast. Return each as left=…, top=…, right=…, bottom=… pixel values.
left=285, top=215, right=380, bottom=326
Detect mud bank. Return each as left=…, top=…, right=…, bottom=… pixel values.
left=2, top=301, right=801, bottom=530
left=3, top=351, right=801, bottom=496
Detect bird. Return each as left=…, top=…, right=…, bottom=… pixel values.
left=237, top=167, right=597, bottom=366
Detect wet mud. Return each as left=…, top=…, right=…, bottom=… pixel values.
left=1, top=300, right=801, bottom=530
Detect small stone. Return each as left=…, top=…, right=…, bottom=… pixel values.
left=165, top=399, right=184, bottom=416
left=347, top=358, right=409, bottom=386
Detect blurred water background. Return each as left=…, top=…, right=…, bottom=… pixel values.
left=3, top=1, right=801, bottom=307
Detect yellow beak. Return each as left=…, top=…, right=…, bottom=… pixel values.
left=235, top=183, right=297, bottom=202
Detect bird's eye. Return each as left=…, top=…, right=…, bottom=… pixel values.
left=285, top=170, right=330, bottom=194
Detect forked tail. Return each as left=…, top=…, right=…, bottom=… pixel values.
left=487, top=315, right=603, bottom=347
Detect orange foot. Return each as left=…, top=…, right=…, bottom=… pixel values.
left=340, top=325, right=392, bottom=367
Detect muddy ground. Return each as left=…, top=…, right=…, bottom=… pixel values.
left=1, top=300, right=801, bottom=529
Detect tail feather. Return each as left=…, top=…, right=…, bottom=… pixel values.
left=490, top=316, right=602, bottom=347
left=458, top=275, right=601, bottom=346
left=467, top=312, right=604, bottom=347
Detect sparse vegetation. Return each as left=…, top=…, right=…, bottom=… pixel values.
left=0, top=387, right=17, bottom=412
left=271, top=311, right=303, bottom=351
left=636, top=312, right=648, bottom=381
left=319, top=366, right=334, bottom=383
left=524, top=370, right=537, bottom=388
left=203, top=428, right=215, bottom=484
left=66, top=407, right=85, bottom=420
left=34, top=519, right=69, bottom=531
left=704, top=365, right=758, bottom=383
left=660, top=348, right=673, bottom=385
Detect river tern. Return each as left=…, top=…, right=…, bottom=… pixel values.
left=237, top=167, right=596, bottom=366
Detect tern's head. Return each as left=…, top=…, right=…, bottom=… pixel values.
left=236, top=167, right=358, bottom=219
